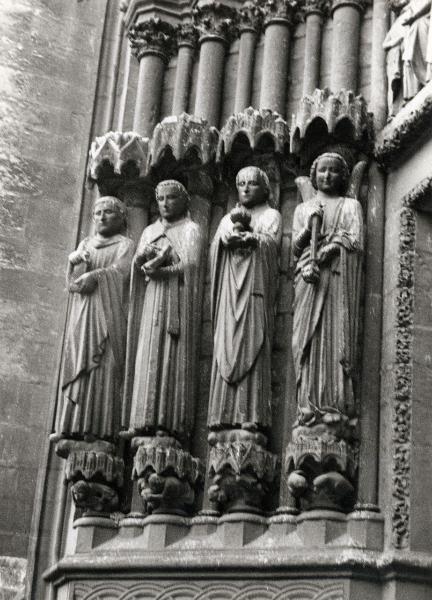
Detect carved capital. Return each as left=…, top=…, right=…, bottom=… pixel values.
left=193, top=1, right=238, bottom=45
left=132, top=435, right=204, bottom=515
left=176, top=22, right=199, bottom=48
left=56, top=440, right=124, bottom=514
left=128, top=18, right=176, bottom=63
left=150, top=112, right=219, bottom=167
left=238, top=0, right=264, bottom=33
left=302, top=0, right=331, bottom=16
left=207, top=429, right=278, bottom=513
left=263, top=0, right=299, bottom=26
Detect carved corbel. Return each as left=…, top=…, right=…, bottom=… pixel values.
left=56, top=440, right=124, bottom=515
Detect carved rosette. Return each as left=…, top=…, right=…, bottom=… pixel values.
left=285, top=432, right=357, bottom=512
left=88, top=131, right=149, bottom=188
left=56, top=440, right=124, bottom=514
left=132, top=436, right=204, bottom=515
left=217, top=107, right=290, bottom=158
left=193, top=1, right=239, bottom=45
left=176, top=22, right=199, bottom=48
left=128, top=18, right=176, bottom=63
left=290, top=88, right=373, bottom=155
left=239, top=0, right=265, bottom=33
left=150, top=113, right=219, bottom=167
left=263, top=0, right=299, bottom=26
left=207, top=430, right=278, bottom=513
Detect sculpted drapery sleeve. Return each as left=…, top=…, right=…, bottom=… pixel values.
left=122, top=217, right=203, bottom=440
left=208, top=203, right=282, bottom=430
left=54, top=234, right=135, bottom=441
left=292, top=196, right=363, bottom=426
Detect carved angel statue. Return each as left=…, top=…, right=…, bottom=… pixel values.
left=292, top=152, right=365, bottom=440
left=122, top=180, right=204, bottom=443
left=51, top=196, right=135, bottom=443
left=207, top=166, right=282, bottom=432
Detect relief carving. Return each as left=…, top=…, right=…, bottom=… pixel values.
left=128, top=18, right=176, bottom=63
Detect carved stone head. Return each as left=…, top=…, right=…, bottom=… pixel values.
left=310, top=152, right=350, bottom=196
left=155, top=180, right=190, bottom=223
left=93, top=196, right=126, bottom=237
left=236, top=166, right=271, bottom=207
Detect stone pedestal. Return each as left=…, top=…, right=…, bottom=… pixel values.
left=207, top=429, right=278, bottom=514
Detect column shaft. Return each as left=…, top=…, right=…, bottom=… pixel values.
left=234, top=30, right=257, bottom=112
left=133, top=53, right=165, bottom=137
left=260, top=21, right=291, bottom=113
left=303, top=12, right=323, bottom=95
left=194, top=38, right=226, bottom=126
left=370, top=0, right=389, bottom=128
left=172, top=45, right=195, bottom=115
left=330, top=4, right=362, bottom=91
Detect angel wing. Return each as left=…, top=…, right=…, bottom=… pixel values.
left=347, top=160, right=367, bottom=201
left=295, top=176, right=316, bottom=203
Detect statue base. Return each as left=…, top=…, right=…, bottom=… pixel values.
left=285, top=425, right=357, bottom=512
left=207, top=429, right=278, bottom=514
left=55, top=439, right=124, bottom=514
left=132, top=435, right=203, bottom=516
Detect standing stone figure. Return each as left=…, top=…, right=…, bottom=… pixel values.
left=122, top=180, right=203, bottom=442
left=51, top=196, right=135, bottom=442
left=292, top=153, right=363, bottom=439
left=208, top=166, right=282, bottom=432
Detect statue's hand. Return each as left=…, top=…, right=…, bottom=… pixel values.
left=301, top=261, right=320, bottom=284
left=318, top=242, right=339, bottom=265
left=70, top=272, right=98, bottom=294
left=225, top=232, right=245, bottom=248
left=69, top=249, right=90, bottom=266
left=240, top=231, right=259, bottom=248
left=307, top=201, right=323, bottom=231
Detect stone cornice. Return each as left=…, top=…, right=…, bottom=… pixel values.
left=128, top=17, right=177, bottom=63
left=263, top=0, right=299, bottom=27
left=193, top=1, right=239, bottom=45
left=375, top=95, right=432, bottom=170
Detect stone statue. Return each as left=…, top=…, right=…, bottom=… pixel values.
left=383, top=0, right=432, bottom=115
left=122, top=180, right=204, bottom=443
left=292, top=152, right=363, bottom=440
left=207, top=166, right=282, bottom=432
left=51, top=196, right=135, bottom=443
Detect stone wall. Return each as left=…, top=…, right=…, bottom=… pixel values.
left=0, top=0, right=107, bottom=559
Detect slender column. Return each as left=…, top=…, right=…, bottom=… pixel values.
left=370, top=0, right=389, bottom=129
left=260, top=0, right=295, bottom=113
left=193, top=1, right=237, bottom=126
left=172, top=23, right=198, bottom=115
left=234, top=1, right=263, bottom=113
left=302, top=0, right=329, bottom=95
left=128, top=18, right=176, bottom=137
left=102, top=5, right=125, bottom=131
left=330, top=0, right=364, bottom=92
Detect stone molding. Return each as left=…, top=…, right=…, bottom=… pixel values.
left=375, top=96, right=432, bottom=169
left=331, top=0, right=365, bottom=14
left=262, top=0, right=299, bottom=26
left=73, top=581, right=346, bottom=600
left=176, top=21, right=199, bottom=48
left=128, top=17, right=177, bottom=63
left=193, top=1, right=239, bottom=45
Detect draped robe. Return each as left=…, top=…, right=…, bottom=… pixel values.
left=292, top=197, right=363, bottom=426
left=208, top=203, right=282, bottom=430
left=122, top=217, right=203, bottom=441
left=54, top=234, right=135, bottom=440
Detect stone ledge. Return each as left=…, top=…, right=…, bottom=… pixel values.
left=0, top=556, right=26, bottom=600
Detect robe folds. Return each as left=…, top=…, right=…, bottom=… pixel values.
left=54, top=234, right=135, bottom=440
left=123, top=217, right=203, bottom=441
left=208, top=203, right=282, bottom=430
left=292, top=197, right=363, bottom=425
